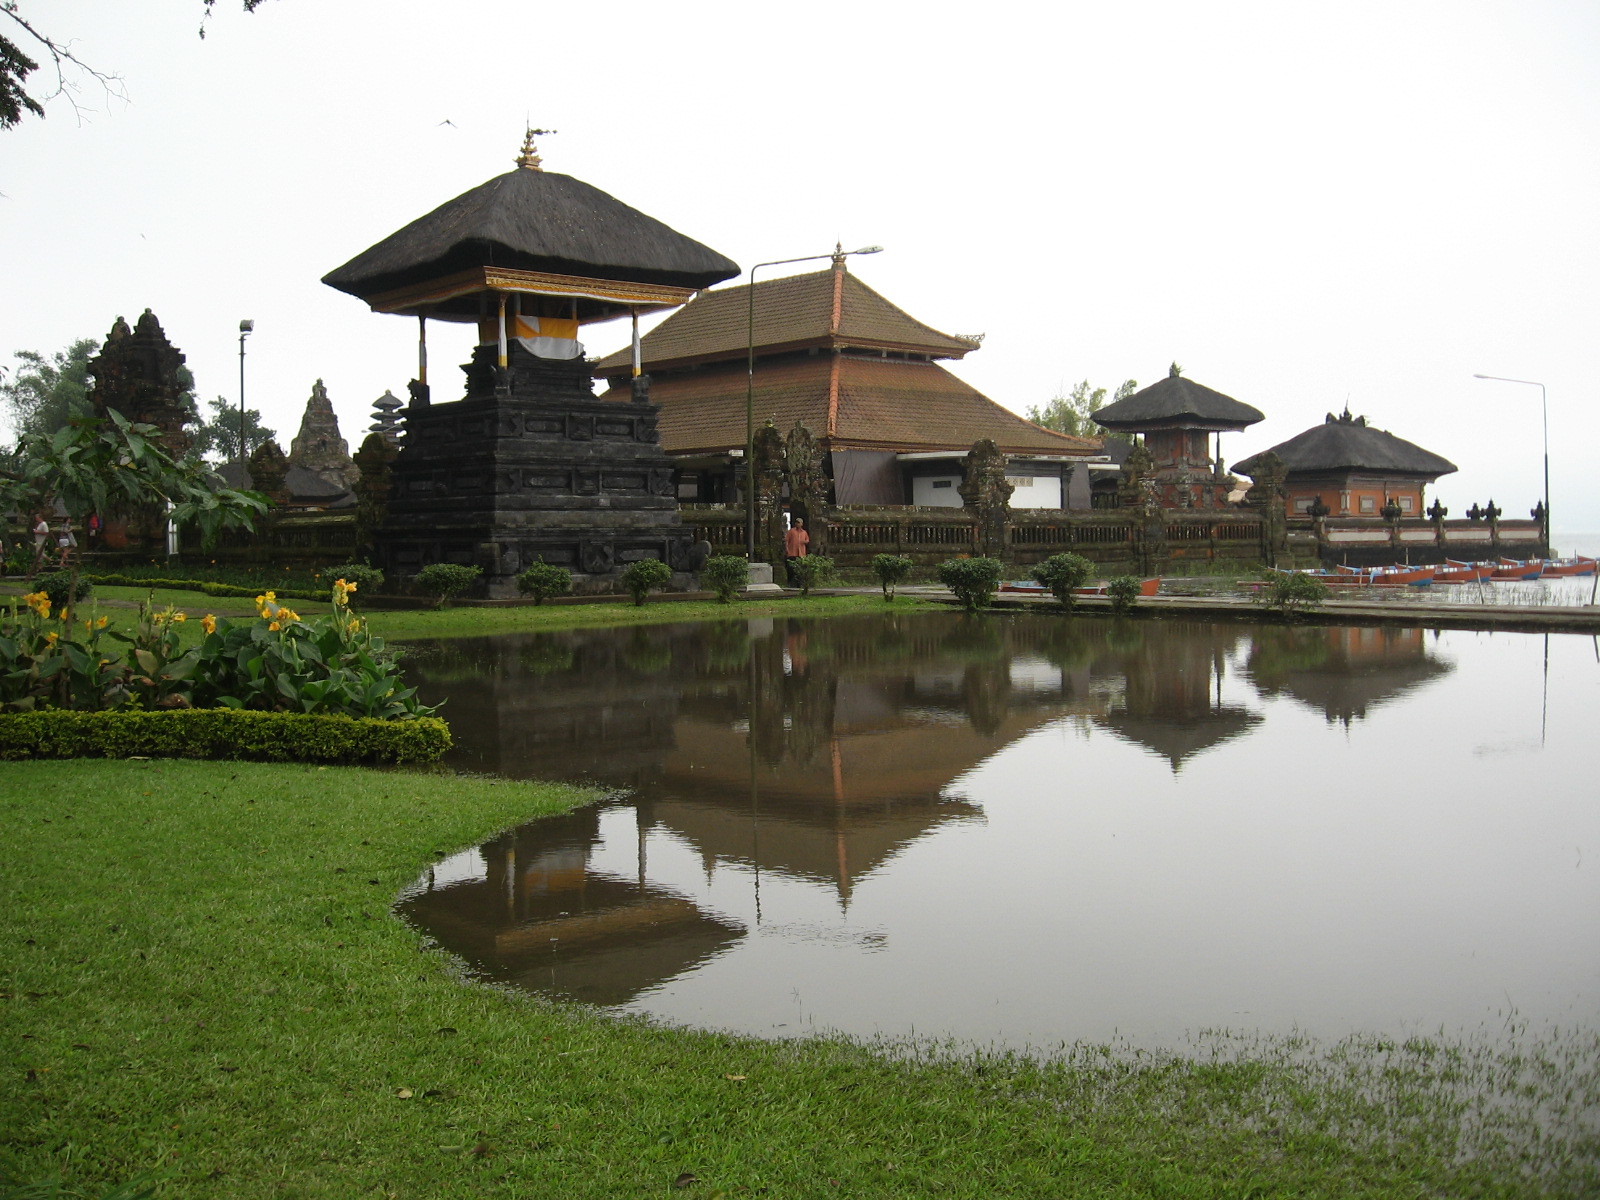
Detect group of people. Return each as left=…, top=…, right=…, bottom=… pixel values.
left=9, top=512, right=93, bottom=575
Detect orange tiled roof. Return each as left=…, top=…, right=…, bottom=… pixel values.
left=595, top=266, right=978, bottom=374
left=603, top=356, right=1098, bottom=458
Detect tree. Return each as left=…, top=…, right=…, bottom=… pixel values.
left=1026, top=379, right=1137, bottom=441
left=0, top=337, right=96, bottom=440
left=190, top=395, right=275, bottom=463
left=2, top=2, right=269, bottom=131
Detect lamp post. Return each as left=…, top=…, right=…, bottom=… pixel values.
left=1472, top=373, right=1548, bottom=551
left=744, top=245, right=882, bottom=559
left=238, top=319, right=255, bottom=476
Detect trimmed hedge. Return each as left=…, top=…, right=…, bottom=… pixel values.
left=0, top=709, right=451, bottom=764
left=83, top=574, right=327, bottom=602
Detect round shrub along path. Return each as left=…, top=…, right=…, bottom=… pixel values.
left=3, top=760, right=1590, bottom=1199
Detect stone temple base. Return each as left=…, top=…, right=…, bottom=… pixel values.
left=377, top=344, right=698, bottom=598
left=745, top=562, right=783, bottom=594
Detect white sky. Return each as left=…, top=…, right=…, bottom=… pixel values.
left=5, top=1, right=1598, bottom=530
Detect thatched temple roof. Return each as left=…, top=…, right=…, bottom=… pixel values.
left=1235, top=411, right=1456, bottom=479
left=1092, top=374, right=1264, bottom=432
left=322, top=163, right=739, bottom=320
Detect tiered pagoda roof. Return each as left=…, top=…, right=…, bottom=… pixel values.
left=596, top=265, right=1096, bottom=458
left=1092, top=373, right=1264, bottom=433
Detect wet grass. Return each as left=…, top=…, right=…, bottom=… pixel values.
left=4, top=759, right=1596, bottom=1199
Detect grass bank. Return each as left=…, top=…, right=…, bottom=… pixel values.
left=4, top=760, right=1594, bottom=1199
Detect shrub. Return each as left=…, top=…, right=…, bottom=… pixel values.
left=1106, top=575, right=1144, bottom=613
left=325, top=562, right=386, bottom=604
left=1257, top=569, right=1330, bottom=612
left=699, top=555, right=749, bottom=603
left=0, top=709, right=451, bottom=764
left=415, top=562, right=482, bottom=608
left=1030, top=553, right=1095, bottom=610
left=790, top=554, right=836, bottom=596
left=34, top=569, right=92, bottom=611
left=516, top=561, right=574, bottom=605
left=936, top=556, right=1003, bottom=613
left=871, top=554, right=914, bottom=601
left=620, top=558, right=673, bottom=606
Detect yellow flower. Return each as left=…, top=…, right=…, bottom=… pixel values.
left=268, top=620, right=282, bottom=633
left=96, top=616, right=109, bottom=629
left=346, top=618, right=361, bottom=635
left=44, top=631, right=59, bottom=645
left=172, top=612, right=187, bottom=624
left=23, top=591, right=50, bottom=618
left=201, top=614, right=217, bottom=635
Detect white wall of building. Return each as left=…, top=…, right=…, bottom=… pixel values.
left=1004, top=474, right=1064, bottom=509
left=911, top=475, right=963, bottom=507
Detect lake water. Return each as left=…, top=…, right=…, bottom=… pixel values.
left=398, top=612, right=1599, bottom=1054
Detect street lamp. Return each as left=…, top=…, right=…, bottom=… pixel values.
left=744, top=245, right=882, bottom=559
left=238, top=319, right=255, bottom=476
left=1472, top=373, right=1548, bottom=551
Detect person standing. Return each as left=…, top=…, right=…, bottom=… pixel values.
left=56, top=517, right=77, bottom=568
left=784, top=516, right=810, bottom=586
left=31, top=512, right=50, bottom=574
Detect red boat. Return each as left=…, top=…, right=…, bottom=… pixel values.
left=1539, top=556, right=1598, bottom=577
left=1333, top=563, right=1437, bottom=587
left=1437, top=560, right=1494, bottom=584
left=1491, top=558, right=1544, bottom=580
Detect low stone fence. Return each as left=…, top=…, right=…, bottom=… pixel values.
left=1303, top=517, right=1547, bottom=566
left=178, top=511, right=362, bottom=568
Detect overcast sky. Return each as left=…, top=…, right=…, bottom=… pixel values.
left=5, top=1, right=1598, bottom=536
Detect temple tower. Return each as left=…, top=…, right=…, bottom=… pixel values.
left=322, top=132, right=739, bottom=596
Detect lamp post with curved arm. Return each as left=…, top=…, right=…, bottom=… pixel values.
left=1472, top=373, right=1548, bottom=551
left=744, top=245, right=883, bottom=560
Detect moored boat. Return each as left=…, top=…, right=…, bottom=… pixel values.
left=1491, top=558, right=1544, bottom=580
left=1333, top=563, right=1437, bottom=587
left=1436, top=560, right=1494, bottom=584
left=1539, top=556, right=1598, bottom=577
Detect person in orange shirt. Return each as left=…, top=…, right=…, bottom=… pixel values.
left=784, top=516, right=810, bottom=586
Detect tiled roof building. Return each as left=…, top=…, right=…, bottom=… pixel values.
left=595, top=255, right=1098, bottom=508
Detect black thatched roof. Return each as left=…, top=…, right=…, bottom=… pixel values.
left=1234, top=411, right=1457, bottom=479
left=1092, top=375, right=1264, bottom=431
left=322, top=168, right=740, bottom=300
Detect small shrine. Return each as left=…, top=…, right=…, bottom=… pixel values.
left=288, top=379, right=359, bottom=492
left=1233, top=409, right=1457, bottom=518
left=1090, top=365, right=1264, bottom=508
left=322, top=131, right=739, bottom=595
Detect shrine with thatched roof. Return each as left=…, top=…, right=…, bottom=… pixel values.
left=321, top=132, right=739, bottom=595
left=593, top=252, right=1100, bottom=509
left=1233, top=409, right=1457, bottom=518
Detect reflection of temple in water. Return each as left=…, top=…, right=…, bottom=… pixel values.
left=1086, top=621, right=1262, bottom=771
left=401, top=615, right=1126, bottom=995
left=398, top=805, right=745, bottom=1006
left=1243, top=625, right=1452, bottom=726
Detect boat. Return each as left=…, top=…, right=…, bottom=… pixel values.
left=1332, top=563, right=1437, bottom=587
left=1491, top=558, right=1544, bottom=580
left=1539, top=556, right=1598, bottom=578
left=1263, top=567, right=1370, bottom=588
left=1435, top=560, right=1494, bottom=584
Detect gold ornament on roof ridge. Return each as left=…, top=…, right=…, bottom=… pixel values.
left=516, top=127, right=557, bottom=171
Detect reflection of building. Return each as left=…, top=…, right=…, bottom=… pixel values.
left=1234, top=409, right=1457, bottom=518
left=398, top=806, right=744, bottom=1007
left=1244, top=625, right=1452, bottom=725
left=1087, top=622, right=1262, bottom=771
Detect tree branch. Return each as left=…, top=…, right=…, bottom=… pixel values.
left=1, top=3, right=126, bottom=127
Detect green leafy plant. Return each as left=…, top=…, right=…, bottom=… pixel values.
left=32, top=570, right=92, bottom=612
left=871, top=554, right=914, bottom=601
left=790, top=554, right=836, bottom=597
left=699, top=555, right=749, bottom=604
left=936, top=556, right=1003, bottom=613
left=0, top=591, right=125, bottom=712
left=1031, top=552, right=1096, bottom=610
left=414, top=562, right=482, bottom=608
left=620, top=558, right=672, bottom=606
left=516, top=561, right=573, bottom=605
left=323, top=562, right=385, bottom=604
left=1257, top=569, right=1330, bottom=613
left=1106, top=575, right=1144, bottom=613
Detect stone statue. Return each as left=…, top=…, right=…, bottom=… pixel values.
left=783, top=420, right=829, bottom=556
left=959, top=438, right=1013, bottom=560
left=289, top=379, right=359, bottom=491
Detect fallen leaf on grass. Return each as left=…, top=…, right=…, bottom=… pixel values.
left=723, top=1074, right=746, bottom=1081
left=396, top=1087, right=413, bottom=1099
left=673, top=1172, right=699, bottom=1189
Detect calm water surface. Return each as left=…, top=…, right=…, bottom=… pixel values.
left=398, top=613, right=1599, bottom=1052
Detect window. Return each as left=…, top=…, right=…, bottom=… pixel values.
left=932, top=479, right=953, bottom=489
left=1360, top=497, right=1376, bottom=514
left=1294, top=498, right=1314, bottom=514
left=1399, top=496, right=1414, bottom=511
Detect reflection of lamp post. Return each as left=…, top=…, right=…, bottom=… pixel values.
left=238, top=319, right=255, bottom=476
left=1473, top=373, right=1548, bottom=550
left=744, top=245, right=882, bottom=559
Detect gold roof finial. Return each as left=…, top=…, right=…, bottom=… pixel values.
left=516, top=127, right=557, bottom=171
left=831, top=240, right=846, bottom=270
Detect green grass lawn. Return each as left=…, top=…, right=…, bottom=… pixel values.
left=4, top=759, right=1593, bottom=1199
